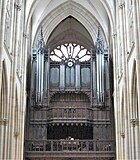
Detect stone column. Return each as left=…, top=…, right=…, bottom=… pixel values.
left=120, top=132, right=125, bottom=159
left=134, top=120, right=139, bottom=159
left=0, top=8, right=7, bottom=158
left=0, top=0, right=6, bottom=90
left=112, top=31, right=120, bottom=159
left=119, top=2, right=130, bottom=159
left=133, top=3, right=140, bottom=156
left=130, top=118, right=139, bottom=159
left=3, top=119, right=8, bottom=160
left=0, top=119, right=4, bottom=160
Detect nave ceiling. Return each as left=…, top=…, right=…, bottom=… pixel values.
left=25, top=0, right=115, bottom=51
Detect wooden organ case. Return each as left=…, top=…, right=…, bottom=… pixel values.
left=24, top=28, right=115, bottom=160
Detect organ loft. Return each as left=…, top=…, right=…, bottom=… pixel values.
left=24, top=17, right=115, bottom=160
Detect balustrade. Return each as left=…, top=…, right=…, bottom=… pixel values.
left=29, top=107, right=111, bottom=123
left=43, top=107, right=95, bottom=122
left=25, top=139, right=115, bottom=152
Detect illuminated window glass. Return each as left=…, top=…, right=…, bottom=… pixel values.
left=50, top=43, right=90, bottom=65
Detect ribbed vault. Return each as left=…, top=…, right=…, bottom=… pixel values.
left=25, top=0, right=115, bottom=50
left=47, top=16, right=93, bottom=50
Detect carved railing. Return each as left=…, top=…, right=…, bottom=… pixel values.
left=29, top=107, right=111, bottom=123
left=49, top=107, right=93, bottom=121
left=25, top=139, right=115, bottom=152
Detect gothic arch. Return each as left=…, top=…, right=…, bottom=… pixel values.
left=131, top=60, right=138, bottom=118
left=31, top=1, right=111, bottom=47
left=0, top=60, right=8, bottom=160
left=0, top=60, right=8, bottom=119
left=26, top=0, right=115, bottom=43
left=129, top=59, right=139, bottom=160
left=33, top=1, right=98, bottom=44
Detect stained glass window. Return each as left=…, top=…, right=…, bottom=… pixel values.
left=50, top=43, right=90, bottom=64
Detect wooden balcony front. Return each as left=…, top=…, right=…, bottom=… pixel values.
left=30, top=107, right=111, bottom=125
left=49, top=107, right=94, bottom=123
left=25, top=139, right=115, bottom=160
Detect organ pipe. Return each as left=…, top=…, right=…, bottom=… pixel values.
left=90, top=48, right=93, bottom=107
left=36, top=29, right=45, bottom=104
left=96, top=27, right=105, bottom=104
left=31, top=53, right=36, bottom=93
left=60, top=57, right=65, bottom=90
left=92, top=56, right=96, bottom=97
left=44, top=48, right=50, bottom=95
left=44, top=56, right=48, bottom=94
left=105, top=54, right=109, bottom=96
left=75, top=60, right=80, bottom=90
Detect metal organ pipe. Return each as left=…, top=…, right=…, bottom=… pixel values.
left=96, top=52, right=100, bottom=102
left=92, top=56, right=96, bottom=97
left=105, top=54, right=109, bottom=96
left=36, top=49, right=44, bottom=104
left=35, top=31, right=45, bottom=105
left=96, top=27, right=105, bottom=104
left=101, top=52, right=104, bottom=102
left=90, top=48, right=93, bottom=107
left=41, top=51, right=44, bottom=101
left=44, top=48, right=50, bottom=95
left=75, top=62, right=80, bottom=90
left=36, top=51, right=39, bottom=101
left=31, top=54, right=36, bottom=94
left=60, top=62, right=65, bottom=90
left=44, top=57, right=48, bottom=94
left=98, top=50, right=104, bottom=103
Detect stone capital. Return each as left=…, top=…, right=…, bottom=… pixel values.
left=112, top=32, right=117, bottom=38
left=120, top=132, right=125, bottom=138
left=119, top=2, right=125, bottom=9
left=0, top=118, right=8, bottom=125
left=14, top=131, right=20, bottom=137
left=23, top=33, right=28, bottom=39
left=130, top=118, right=139, bottom=127
left=15, top=3, right=22, bottom=11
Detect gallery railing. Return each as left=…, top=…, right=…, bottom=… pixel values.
left=49, top=107, right=93, bottom=121
left=25, top=139, right=115, bottom=152
left=29, top=107, right=111, bottom=123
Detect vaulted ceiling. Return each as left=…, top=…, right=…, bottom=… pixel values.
left=25, top=0, right=115, bottom=50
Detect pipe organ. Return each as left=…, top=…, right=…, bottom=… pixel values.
left=25, top=15, right=115, bottom=158
left=28, top=27, right=113, bottom=142
left=31, top=28, right=110, bottom=109
left=25, top=27, right=115, bottom=160
left=32, top=30, right=46, bottom=105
